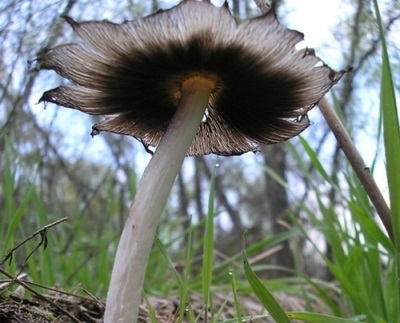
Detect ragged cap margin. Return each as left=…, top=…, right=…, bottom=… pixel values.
left=38, top=0, right=344, bottom=156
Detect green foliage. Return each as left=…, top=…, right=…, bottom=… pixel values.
left=229, top=270, right=242, bottom=323
left=373, top=1, right=400, bottom=317
left=0, top=143, right=121, bottom=297
left=242, top=234, right=291, bottom=323
left=253, top=86, right=397, bottom=320
left=202, top=160, right=218, bottom=317
left=242, top=2, right=399, bottom=322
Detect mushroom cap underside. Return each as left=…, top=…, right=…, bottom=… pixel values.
left=38, top=0, right=343, bottom=156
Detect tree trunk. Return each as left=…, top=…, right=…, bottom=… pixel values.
left=261, top=143, right=294, bottom=277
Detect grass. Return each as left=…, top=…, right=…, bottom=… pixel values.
left=374, top=2, right=400, bottom=317
left=0, top=147, right=120, bottom=297
left=1, top=2, right=398, bottom=321
left=245, top=1, right=399, bottom=321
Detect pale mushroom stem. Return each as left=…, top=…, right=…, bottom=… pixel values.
left=104, top=77, right=214, bottom=323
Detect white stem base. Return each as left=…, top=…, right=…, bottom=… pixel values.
left=104, top=77, right=214, bottom=323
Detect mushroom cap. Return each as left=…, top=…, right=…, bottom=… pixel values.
left=38, top=0, right=343, bottom=156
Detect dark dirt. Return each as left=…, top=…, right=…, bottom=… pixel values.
left=0, top=288, right=104, bottom=323
left=0, top=285, right=330, bottom=322
left=0, top=220, right=332, bottom=322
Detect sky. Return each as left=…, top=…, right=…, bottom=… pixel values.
left=284, top=0, right=346, bottom=67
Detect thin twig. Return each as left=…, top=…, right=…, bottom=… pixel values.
left=17, top=281, right=87, bottom=300
left=318, top=97, right=392, bottom=238
left=81, top=287, right=106, bottom=308
left=0, top=217, right=68, bottom=267
left=0, top=273, right=27, bottom=293
left=0, top=267, right=82, bottom=323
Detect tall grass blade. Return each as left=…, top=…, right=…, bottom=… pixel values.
left=181, top=218, right=194, bottom=323
left=373, top=1, right=400, bottom=240
left=32, top=190, right=56, bottom=286
left=298, top=136, right=333, bottom=184
left=222, top=314, right=271, bottom=322
left=229, top=271, right=242, bottom=323
left=153, top=233, right=191, bottom=321
left=242, top=233, right=290, bottom=323
left=373, top=0, right=400, bottom=319
left=154, top=235, right=183, bottom=285
left=2, top=185, right=35, bottom=256
left=202, top=159, right=218, bottom=319
left=143, top=294, right=158, bottom=323
left=287, top=312, right=364, bottom=323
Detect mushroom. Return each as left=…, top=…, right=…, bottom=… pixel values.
left=37, top=0, right=343, bottom=322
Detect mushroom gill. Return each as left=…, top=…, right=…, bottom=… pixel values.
left=38, top=0, right=343, bottom=156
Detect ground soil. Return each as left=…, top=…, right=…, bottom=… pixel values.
left=0, top=285, right=330, bottom=322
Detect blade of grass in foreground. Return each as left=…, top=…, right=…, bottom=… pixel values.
left=287, top=312, right=363, bottom=323
left=242, top=233, right=291, bottom=323
left=2, top=185, right=35, bottom=257
left=181, top=218, right=195, bottom=323
left=32, top=190, right=56, bottom=286
left=229, top=270, right=242, bottom=323
left=373, top=0, right=400, bottom=243
left=373, top=0, right=400, bottom=320
left=223, top=314, right=271, bottom=322
left=153, top=234, right=191, bottom=322
left=202, top=160, right=218, bottom=319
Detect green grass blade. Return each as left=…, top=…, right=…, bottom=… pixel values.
left=373, top=0, right=400, bottom=242
left=287, top=312, right=364, bottom=323
left=373, top=1, right=400, bottom=319
left=289, top=213, right=379, bottom=322
left=32, top=190, right=56, bottom=286
left=2, top=150, right=15, bottom=221
left=298, top=136, right=333, bottom=184
left=214, top=297, right=231, bottom=322
left=143, top=293, right=158, bottom=323
left=153, top=233, right=192, bottom=321
left=179, top=217, right=194, bottom=323
left=229, top=271, right=242, bottom=323
left=154, top=235, right=183, bottom=285
left=222, top=314, right=271, bottom=322
left=202, top=160, right=218, bottom=316
left=242, top=233, right=291, bottom=323
left=2, top=184, right=35, bottom=256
